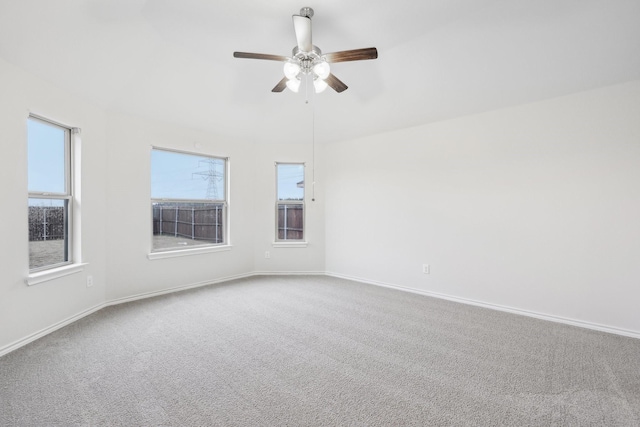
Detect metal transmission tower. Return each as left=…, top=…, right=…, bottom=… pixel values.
left=193, top=159, right=224, bottom=199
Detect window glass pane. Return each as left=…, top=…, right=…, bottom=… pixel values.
left=152, top=202, right=225, bottom=251
left=151, top=149, right=227, bottom=253
left=28, top=118, right=66, bottom=193
left=276, top=163, right=304, bottom=241
left=151, top=150, right=225, bottom=200
left=28, top=198, right=68, bottom=269
left=277, top=164, right=304, bottom=201
left=277, top=204, right=304, bottom=240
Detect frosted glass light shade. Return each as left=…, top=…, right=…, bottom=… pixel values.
left=286, top=78, right=301, bottom=93
left=283, top=61, right=301, bottom=79
left=313, top=61, right=330, bottom=79
left=313, top=78, right=328, bottom=93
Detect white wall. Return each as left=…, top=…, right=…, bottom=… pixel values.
left=324, top=80, right=640, bottom=335
left=103, top=112, right=257, bottom=301
left=0, top=59, right=326, bottom=354
left=0, top=58, right=108, bottom=351
left=103, top=114, right=325, bottom=302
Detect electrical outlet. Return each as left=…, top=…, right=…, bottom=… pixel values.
left=422, top=264, right=430, bottom=274
left=87, top=275, right=94, bottom=287
left=265, top=251, right=270, bottom=259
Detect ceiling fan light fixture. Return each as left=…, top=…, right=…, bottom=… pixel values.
left=233, top=8, right=378, bottom=94
left=313, top=61, right=330, bottom=79
left=313, top=78, right=328, bottom=93
left=283, top=61, right=301, bottom=80
left=286, top=77, right=301, bottom=93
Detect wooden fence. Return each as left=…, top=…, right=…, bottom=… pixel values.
left=28, top=203, right=299, bottom=243
left=28, top=206, right=65, bottom=241
left=153, top=203, right=224, bottom=243
left=278, top=204, right=303, bottom=240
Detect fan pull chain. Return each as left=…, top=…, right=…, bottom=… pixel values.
left=311, top=80, right=316, bottom=202
left=312, top=106, right=315, bottom=201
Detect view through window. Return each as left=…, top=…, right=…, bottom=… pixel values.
left=276, top=163, right=304, bottom=241
left=27, top=116, right=72, bottom=270
left=151, top=148, right=227, bottom=252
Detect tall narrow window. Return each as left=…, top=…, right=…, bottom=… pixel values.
left=151, top=148, right=228, bottom=252
left=276, top=163, right=304, bottom=241
left=27, top=116, right=72, bottom=271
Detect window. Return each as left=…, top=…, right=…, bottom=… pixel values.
left=27, top=116, right=73, bottom=271
left=151, top=148, right=227, bottom=252
left=276, top=163, right=304, bottom=241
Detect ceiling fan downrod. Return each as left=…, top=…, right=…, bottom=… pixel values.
left=299, top=7, right=314, bottom=18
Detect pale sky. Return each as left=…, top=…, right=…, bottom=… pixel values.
left=27, top=118, right=65, bottom=195
left=28, top=122, right=304, bottom=203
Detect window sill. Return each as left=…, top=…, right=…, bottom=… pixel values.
left=26, top=263, right=87, bottom=286
left=147, top=244, right=232, bottom=260
left=272, top=241, right=308, bottom=248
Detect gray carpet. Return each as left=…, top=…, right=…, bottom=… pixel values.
left=1, top=275, right=639, bottom=426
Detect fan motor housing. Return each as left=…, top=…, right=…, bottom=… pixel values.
left=292, top=45, right=322, bottom=58
left=292, top=45, right=324, bottom=74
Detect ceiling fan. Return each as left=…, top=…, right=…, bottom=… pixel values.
left=233, top=7, right=378, bottom=94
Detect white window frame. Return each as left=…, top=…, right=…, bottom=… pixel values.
left=275, top=162, right=306, bottom=244
left=149, top=147, right=230, bottom=258
left=27, top=115, right=77, bottom=275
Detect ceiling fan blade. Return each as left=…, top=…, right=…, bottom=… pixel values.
left=233, top=52, right=289, bottom=61
left=292, top=15, right=312, bottom=52
left=272, top=77, right=288, bottom=93
left=325, top=73, right=348, bottom=93
left=324, top=47, right=378, bottom=63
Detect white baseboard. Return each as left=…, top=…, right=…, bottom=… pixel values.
left=0, top=271, right=320, bottom=357
left=252, top=270, right=325, bottom=276
left=4, top=270, right=638, bottom=358
left=105, top=272, right=256, bottom=307
left=325, top=271, right=640, bottom=340
left=0, top=303, right=105, bottom=358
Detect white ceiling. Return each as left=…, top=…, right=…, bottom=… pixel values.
left=1, top=0, right=639, bottom=144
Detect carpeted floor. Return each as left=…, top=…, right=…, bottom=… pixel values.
left=1, top=275, right=639, bottom=426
